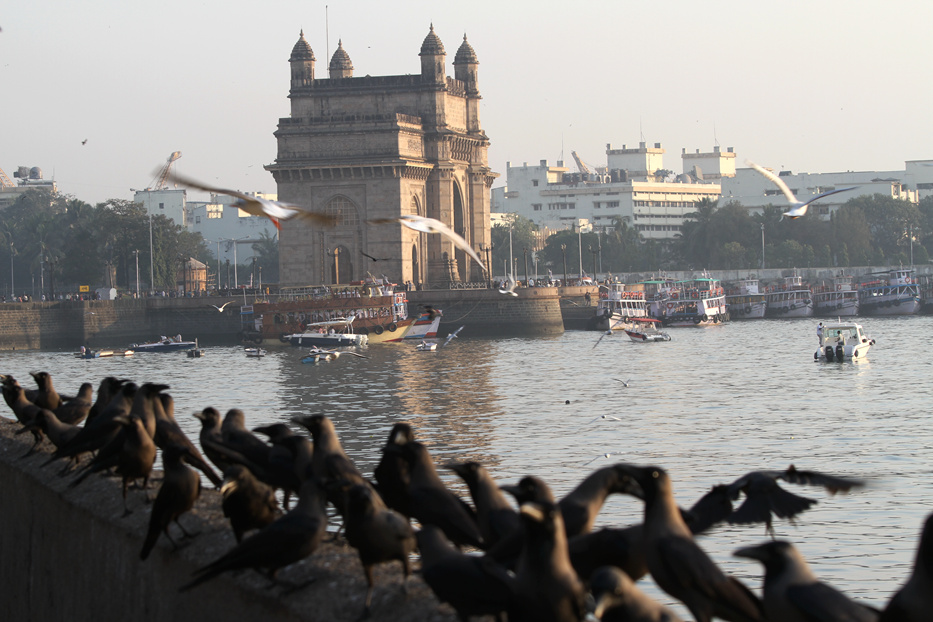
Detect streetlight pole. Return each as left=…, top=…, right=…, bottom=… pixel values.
left=523, top=247, right=528, bottom=285
left=148, top=196, right=154, bottom=292
left=561, top=244, right=568, bottom=285
left=577, top=226, right=583, bottom=280
left=760, top=223, right=765, bottom=270
left=508, top=222, right=514, bottom=280
left=133, top=250, right=140, bottom=297
left=9, top=241, right=13, bottom=299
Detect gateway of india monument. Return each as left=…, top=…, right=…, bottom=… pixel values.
left=267, top=26, right=497, bottom=288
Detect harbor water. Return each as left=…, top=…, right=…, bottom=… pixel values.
left=2, top=316, right=931, bottom=614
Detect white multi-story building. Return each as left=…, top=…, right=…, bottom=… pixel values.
left=187, top=192, right=279, bottom=264
left=721, top=160, right=933, bottom=218
left=491, top=142, right=732, bottom=240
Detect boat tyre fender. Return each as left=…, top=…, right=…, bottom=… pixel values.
left=251, top=335, right=263, bottom=344
left=373, top=325, right=384, bottom=335
left=693, top=316, right=702, bottom=325
left=790, top=303, right=797, bottom=310
left=894, top=299, right=901, bottom=306
left=357, top=327, right=369, bottom=335
left=744, top=306, right=751, bottom=314
left=279, top=333, right=290, bottom=343
left=387, top=322, right=398, bottom=332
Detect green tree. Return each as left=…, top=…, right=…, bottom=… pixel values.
left=490, top=214, right=537, bottom=277
left=252, top=231, right=280, bottom=284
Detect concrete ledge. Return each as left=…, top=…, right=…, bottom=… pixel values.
left=0, top=417, right=457, bottom=622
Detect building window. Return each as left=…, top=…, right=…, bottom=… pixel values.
left=325, top=195, right=360, bottom=226
left=532, top=204, right=542, bottom=211
left=532, top=179, right=539, bottom=186
left=159, top=202, right=165, bottom=210
left=195, top=216, right=201, bottom=224
left=607, top=201, right=619, bottom=207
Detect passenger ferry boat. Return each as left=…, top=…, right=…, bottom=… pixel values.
left=239, top=277, right=427, bottom=345
left=857, top=269, right=921, bottom=316
left=594, top=283, right=649, bottom=331
left=658, top=277, right=728, bottom=327
left=725, top=276, right=768, bottom=319
left=812, top=273, right=859, bottom=317
left=284, top=318, right=369, bottom=348
left=766, top=274, right=813, bottom=318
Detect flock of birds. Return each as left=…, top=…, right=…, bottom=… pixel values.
left=2, top=371, right=931, bottom=621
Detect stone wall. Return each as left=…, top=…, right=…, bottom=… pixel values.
left=408, top=287, right=564, bottom=337
left=0, top=418, right=455, bottom=621
left=0, top=297, right=243, bottom=351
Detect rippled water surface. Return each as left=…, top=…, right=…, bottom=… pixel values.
left=3, top=316, right=932, bottom=612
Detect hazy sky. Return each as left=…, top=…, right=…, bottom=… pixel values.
left=4, top=0, right=931, bottom=205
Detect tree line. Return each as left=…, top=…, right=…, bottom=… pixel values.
left=0, top=189, right=280, bottom=298
left=493, top=194, right=933, bottom=280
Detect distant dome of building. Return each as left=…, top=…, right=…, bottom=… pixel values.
left=454, top=34, right=478, bottom=64
left=290, top=30, right=315, bottom=62
left=419, top=24, right=445, bottom=56
left=329, top=40, right=353, bottom=71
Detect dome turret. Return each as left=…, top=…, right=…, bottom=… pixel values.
left=329, top=40, right=354, bottom=78
left=289, top=29, right=315, bottom=62
left=419, top=23, right=446, bottom=56
left=453, top=34, right=478, bottom=65
left=453, top=34, right=479, bottom=94
left=289, top=30, right=316, bottom=88
left=419, top=24, right=446, bottom=85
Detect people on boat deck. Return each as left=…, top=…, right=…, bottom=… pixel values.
left=836, top=330, right=845, bottom=345
left=817, top=322, right=823, bottom=344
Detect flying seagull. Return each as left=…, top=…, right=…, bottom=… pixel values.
left=498, top=274, right=518, bottom=297
left=168, top=172, right=338, bottom=231
left=443, top=326, right=465, bottom=347
left=209, top=302, right=235, bottom=312
left=747, top=160, right=856, bottom=220
left=368, top=215, right=486, bottom=271
left=361, top=251, right=391, bottom=262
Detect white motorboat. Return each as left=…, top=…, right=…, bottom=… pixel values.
left=244, top=347, right=266, bottom=358
left=623, top=318, right=671, bottom=343
left=300, top=346, right=368, bottom=364
left=814, top=321, right=874, bottom=362
left=415, top=341, right=438, bottom=351
left=284, top=318, right=369, bottom=348
left=130, top=334, right=198, bottom=352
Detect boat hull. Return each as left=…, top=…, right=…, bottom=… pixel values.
left=726, top=299, right=768, bottom=319
left=858, top=294, right=921, bottom=316
left=286, top=333, right=368, bottom=348
left=766, top=299, right=813, bottom=318
left=130, top=342, right=197, bottom=352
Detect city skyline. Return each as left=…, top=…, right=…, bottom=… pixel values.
left=3, top=0, right=931, bottom=206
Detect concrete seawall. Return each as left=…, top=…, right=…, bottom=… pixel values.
left=408, top=287, right=566, bottom=337
left=0, top=297, right=242, bottom=351
left=0, top=418, right=456, bottom=621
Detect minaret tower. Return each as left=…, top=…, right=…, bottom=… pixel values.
left=289, top=30, right=315, bottom=90
left=329, top=40, right=354, bottom=79
left=419, top=23, right=446, bottom=86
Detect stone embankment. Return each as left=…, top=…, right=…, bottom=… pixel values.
left=0, top=417, right=457, bottom=622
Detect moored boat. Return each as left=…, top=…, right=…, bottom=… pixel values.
left=766, top=273, right=813, bottom=318
left=623, top=318, right=671, bottom=343
left=594, top=283, right=650, bottom=331
left=658, top=276, right=728, bottom=327
left=813, top=273, right=859, bottom=317
left=857, top=269, right=921, bottom=316
left=75, top=348, right=134, bottom=359
left=283, top=318, right=369, bottom=348
left=725, top=276, right=768, bottom=320
left=814, top=321, right=874, bottom=362
left=239, top=277, right=416, bottom=345
left=130, top=334, right=198, bottom=352
left=244, top=347, right=266, bottom=358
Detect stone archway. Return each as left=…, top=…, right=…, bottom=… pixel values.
left=452, top=183, right=467, bottom=282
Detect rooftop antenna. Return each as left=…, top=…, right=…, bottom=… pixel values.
left=713, top=122, right=720, bottom=148
left=639, top=117, right=645, bottom=143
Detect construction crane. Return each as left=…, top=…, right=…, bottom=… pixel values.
left=0, top=167, right=15, bottom=188
left=571, top=151, right=590, bottom=176
left=147, top=151, right=182, bottom=190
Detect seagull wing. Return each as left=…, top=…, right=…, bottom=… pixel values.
left=776, top=465, right=865, bottom=494
left=168, top=172, right=253, bottom=202
left=370, top=216, right=486, bottom=271
left=747, top=161, right=798, bottom=204
left=797, top=186, right=858, bottom=209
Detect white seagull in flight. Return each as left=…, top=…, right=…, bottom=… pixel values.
left=368, top=215, right=486, bottom=271
left=498, top=274, right=518, bottom=297
left=747, top=161, right=857, bottom=220
left=168, top=172, right=338, bottom=230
